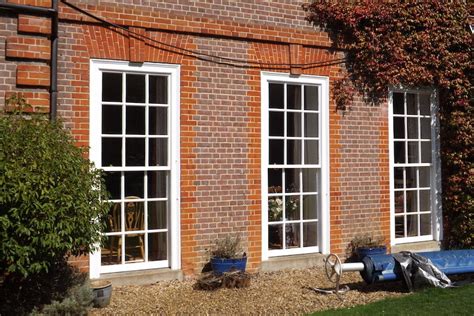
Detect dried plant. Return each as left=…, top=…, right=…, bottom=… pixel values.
left=210, top=235, right=245, bottom=259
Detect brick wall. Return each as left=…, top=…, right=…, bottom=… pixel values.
left=0, top=0, right=391, bottom=276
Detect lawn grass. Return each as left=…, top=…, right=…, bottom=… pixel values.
left=313, top=284, right=474, bottom=316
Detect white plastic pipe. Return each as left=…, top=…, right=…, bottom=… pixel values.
left=341, top=262, right=365, bottom=272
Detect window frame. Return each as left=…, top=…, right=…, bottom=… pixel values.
left=388, top=87, right=442, bottom=245
left=89, top=59, right=181, bottom=278
left=261, top=72, right=330, bottom=260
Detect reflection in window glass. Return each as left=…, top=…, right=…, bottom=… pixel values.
left=149, top=76, right=168, bottom=104
left=126, top=138, right=145, bottom=166
left=126, top=74, right=145, bottom=103
left=126, top=106, right=145, bottom=135
left=102, top=138, right=122, bottom=167
left=102, top=105, right=122, bottom=134
left=149, top=107, right=167, bottom=135
left=102, top=72, right=122, bottom=102
left=287, top=84, right=301, bottom=109
left=304, top=86, right=318, bottom=111
left=125, top=172, right=144, bottom=198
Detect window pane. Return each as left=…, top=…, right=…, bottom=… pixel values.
left=393, top=92, right=404, bottom=114
left=393, top=117, right=405, bottom=139
left=419, top=190, right=431, bottom=212
left=268, top=197, right=283, bottom=222
left=148, top=232, right=167, bottom=261
left=126, top=74, right=145, bottom=103
left=406, top=214, right=418, bottom=237
left=101, top=236, right=121, bottom=265
left=406, top=190, right=417, bottom=213
left=125, top=172, right=144, bottom=198
left=287, top=84, right=301, bottom=109
left=102, top=72, right=122, bottom=102
left=420, top=118, right=431, bottom=139
left=304, top=86, right=318, bottom=111
left=421, top=142, right=432, bottom=163
left=285, top=168, right=300, bottom=193
left=102, top=138, right=122, bottom=167
left=148, top=201, right=167, bottom=230
left=149, top=76, right=168, bottom=104
left=149, top=138, right=167, bottom=166
left=395, top=191, right=404, bottom=213
left=303, top=222, right=318, bottom=247
left=286, top=223, right=300, bottom=248
left=407, top=118, right=418, bottom=139
left=395, top=215, right=405, bottom=238
left=407, top=141, right=419, bottom=163
left=124, top=200, right=144, bottom=232
left=420, top=214, right=431, bottom=236
left=102, top=105, right=122, bottom=134
left=126, top=106, right=145, bottom=135
left=125, top=234, right=144, bottom=262
left=269, top=140, right=284, bottom=165
left=149, top=107, right=167, bottom=135
left=104, top=171, right=121, bottom=199
left=268, top=169, right=282, bottom=193
left=304, top=140, right=319, bottom=165
left=287, top=112, right=301, bottom=137
left=269, top=111, right=284, bottom=136
left=394, top=168, right=404, bottom=188
left=268, top=225, right=283, bottom=249
left=407, top=93, right=417, bottom=115
left=148, top=171, right=167, bottom=198
left=269, top=83, right=284, bottom=109
left=303, top=195, right=317, bottom=219
left=419, top=94, right=430, bottom=115
left=106, top=203, right=121, bottom=232
left=286, top=196, right=300, bottom=220
left=303, top=169, right=317, bottom=192
left=419, top=167, right=430, bottom=187
left=304, top=113, right=318, bottom=137
left=406, top=167, right=417, bottom=188
left=126, top=138, right=145, bottom=166
left=394, top=141, right=406, bottom=163
left=287, top=140, right=301, bottom=165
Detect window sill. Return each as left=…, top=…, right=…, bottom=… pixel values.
left=391, top=240, right=441, bottom=253
left=261, top=253, right=325, bottom=272
left=93, top=268, right=183, bottom=286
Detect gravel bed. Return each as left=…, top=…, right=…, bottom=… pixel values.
left=90, top=268, right=408, bottom=315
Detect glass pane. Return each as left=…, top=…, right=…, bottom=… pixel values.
left=407, top=118, right=418, bottom=139
left=102, top=138, right=122, bottom=167
left=406, top=190, right=417, bottom=213
left=420, top=118, right=431, bottom=139
left=407, top=141, right=419, bottom=163
left=102, top=105, right=122, bottom=134
left=419, top=167, right=430, bottom=187
left=286, top=196, right=300, bottom=220
left=303, top=195, right=317, bottom=219
left=304, top=85, right=318, bottom=111
left=419, top=190, right=431, bottom=212
left=149, top=138, right=167, bottom=166
left=406, top=215, right=418, bottom=237
left=394, top=168, right=404, bottom=189
left=149, top=107, right=167, bottom=135
left=287, top=112, right=301, bottom=137
left=287, top=140, right=301, bottom=165
left=269, top=140, right=284, bottom=165
left=148, top=171, right=167, bottom=198
left=285, top=168, right=300, bottom=193
left=125, top=171, right=144, bottom=198
left=126, top=74, right=145, bottom=103
left=268, top=197, right=283, bottom=222
left=126, top=106, right=145, bottom=135
left=104, top=171, right=121, bottom=199
left=303, top=169, right=317, bottom=192
left=269, top=83, right=284, bottom=109
left=287, top=84, right=301, bottom=110
left=393, top=117, right=405, bottom=139
left=124, top=200, right=144, bottom=232
left=421, top=142, right=432, bottom=163
left=394, top=191, right=404, bottom=213
left=102, top=72, right=122, bottom=102
left=268, top=225, right=283, bottom=249
left=395, top=216, right=405, bottom=238
left=419, top=94, right=430, bottom=115
left=394, top=141, right=406, bottom=163
left=126, top=138, right=145, bottom=166
left=393, top=92, right=404, bottom=114
left=304, top=140, right=319, bottom=165
left=304, top=113, right=318, bottom=137
left=148, top=201, right=167, bottom=230
left=420, top=214, right=431, bottom=236
left=269, top=111, right=284, bottom=136
left=148, top=232, right=167, bottom=261
left=406, top=93, right=417, bottom=115
left=101, top=236, right=121, bottom=265
left=406, top=167, right=417, bottom=188
left=286, top=223, right=300, bottom=248
left=303, top=222, right=317, bottom=247
left=149, top=76, right=168, bottom=104
left=268, top=168, right=282, bottom=193
left=124, top=234, right=145, bottom=262
left=106, top=203, right=121, bottom=232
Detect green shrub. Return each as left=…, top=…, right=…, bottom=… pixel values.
left=0, top=108, right=109, bottom=277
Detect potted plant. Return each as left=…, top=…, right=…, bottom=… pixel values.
left=350, top=234, right=387, bottom=259
left=210, top=235, right=247, bottom=275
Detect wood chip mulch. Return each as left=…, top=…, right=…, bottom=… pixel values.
left=90, top=268, right=408, bottom=315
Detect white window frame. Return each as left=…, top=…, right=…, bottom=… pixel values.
left=89, top=59, right=180, bottom=278
left=388, top=87, right=442, bottom=245
left=261, top=72, right=330, bottom=260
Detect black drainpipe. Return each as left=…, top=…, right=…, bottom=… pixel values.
left=0, top=0, right=58, bottom=121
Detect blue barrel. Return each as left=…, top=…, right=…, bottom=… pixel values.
left=360, top=249, right=474, bottom=284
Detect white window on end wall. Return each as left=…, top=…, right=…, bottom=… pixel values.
left=261, top=72, right=329, bottom=259
left=389, top=88, right=442, bottom=244
left=89, top=60, right=180, bottom=278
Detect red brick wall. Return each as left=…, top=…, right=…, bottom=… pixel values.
left=0, top=0, right=391, bottom=276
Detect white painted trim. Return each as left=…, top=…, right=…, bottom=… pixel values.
left=260, top=71, right=330, bottom=260
left=89, top=59, right=180, bottom=278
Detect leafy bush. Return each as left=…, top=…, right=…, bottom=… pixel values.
left=0, top=106, right=109, bottom=277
